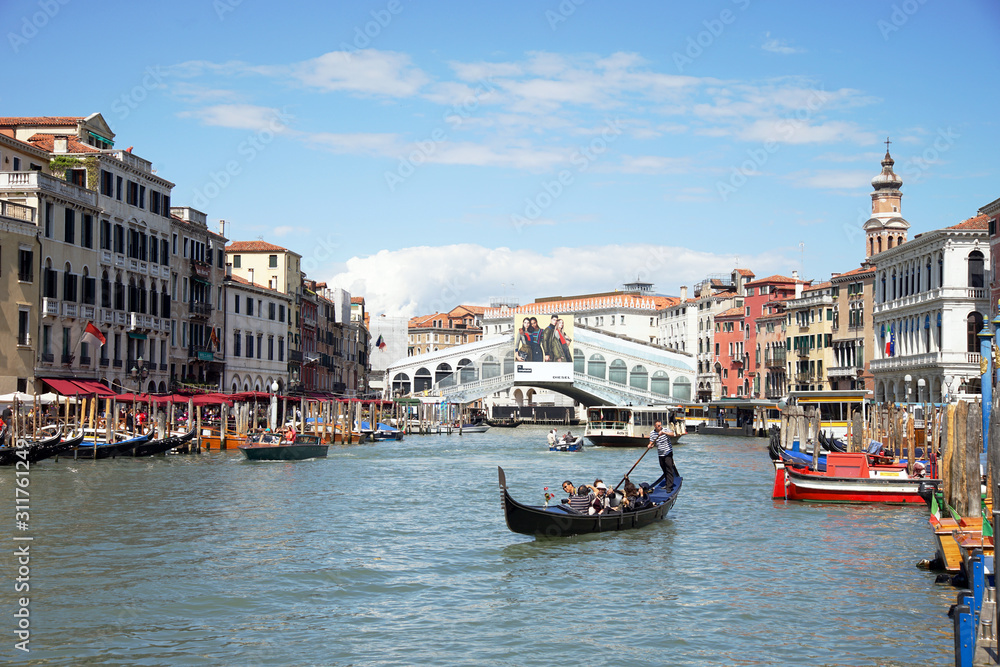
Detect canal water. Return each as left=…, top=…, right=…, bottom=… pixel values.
left=5, top=426, right=955, bottom=666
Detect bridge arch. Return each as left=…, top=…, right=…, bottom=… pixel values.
left=631, top=364, right=649, bottom=391
left=436, top=362, right=454, bottom=387
left=609, top=359, right=627, bottom=384
left=414, top=367, right=432, bottom=392
left=458, top=358, right=477, bottom=384
left=651, top=370, right=670, bottom=397
left=392, top=372, right=411, bottom=395
left=588, top=353, right=606, bottom=379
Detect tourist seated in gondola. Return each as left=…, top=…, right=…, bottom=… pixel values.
left=621, top=481, right=640, bottom=510
left=567, top=484, right=594, bottom=513
left=561, top=480, right=576, bottom=498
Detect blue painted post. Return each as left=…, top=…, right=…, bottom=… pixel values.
left=971, top=553, right=984, bottom=627
left=980, top=323, right=993, bottom=453
left=950, top=590, right=974, bottom=667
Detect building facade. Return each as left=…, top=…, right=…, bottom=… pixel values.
left=829, top=266, right=876, bottom=391
left=221, top=273, right=291, bottom=392
left=784, top=282, right=836, bottom=393
left=870, top=213, right=991, bottom=403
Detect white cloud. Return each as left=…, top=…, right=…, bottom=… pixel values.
left=739, top=119, right=876, bottom=145
left=761, top=33, right=804, bottom=55
left=262, top=50, right=429, bottom=97
left=786, top=169, right=873, bottom=190
left=305, top=132, right=400, bottom=156
left=324, top=244, right=792, bottom=316
left=178, top=104, right=291, bottom=132
left=616, top=155, right=691, bottom=174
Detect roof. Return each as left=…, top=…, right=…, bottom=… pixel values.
left=716, top=307, right=745, bottom=318
left=830, top=265, right=876, bottom=281
left=803, top=281, right=833, bottom=292
left=26, top=133, right=98, bottom=154
left=451, top=304, right=487, bottom=315
left=226, top=240, right=290, bottom=253
left=351, top=296, right=365, bottom=305
left=744, top=274, right=809, bottom=287
left=948, top=213, right=990, bottom=231
left=0, top=116, right=83, bottom=127
left=227, top=274, right=290, bottom=296
left=409, top=313, right=446, bottom=328
left=735, top=269, right=755, bottom=277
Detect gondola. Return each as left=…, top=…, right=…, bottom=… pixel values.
left=123, top=429, right=197, bottom=457
left=26, top=429, right=85, bottom=463
left=0, top=426, right=65, bottom=465
left=498, top=466, right=682, bottom=537
left=72, top=432, right=151, bottom=460
left=486, top=418, right=522, bottom=428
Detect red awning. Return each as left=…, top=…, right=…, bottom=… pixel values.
left=72, top=380, right=116, bottom=397
left=42, top=378, right=80, bottom=395
left=191, top=393, right=233, bottom=406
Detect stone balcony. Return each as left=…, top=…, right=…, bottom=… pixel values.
left=0, top=171, right=98, bottom=207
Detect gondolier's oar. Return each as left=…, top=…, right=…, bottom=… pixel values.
left=614, top=445, right=652, bottom=492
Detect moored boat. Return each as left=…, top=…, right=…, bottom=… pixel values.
left=124, top=429, right=197, bottom=457
left=498, top=466, right=681, bottom=537
left=773, top=452, right=939, bottom=503
left=72, top=432, right=152, bottom=459
left=238, top=433, right=328, bottom=461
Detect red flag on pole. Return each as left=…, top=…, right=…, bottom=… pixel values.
left=82, top=322, right=106, bottom=347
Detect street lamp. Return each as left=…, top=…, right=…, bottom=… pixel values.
left=130, top=356, right=149, bottom=385
left=917, top=378, right=926, bottom=404
left=269, top=380, right=279, bottom=430
left=904, top=374, right=912, bottom=405
left=943, top=374, right=953, bottom=403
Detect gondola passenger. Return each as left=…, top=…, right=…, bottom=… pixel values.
left=567, top=485, right=594, bottom=513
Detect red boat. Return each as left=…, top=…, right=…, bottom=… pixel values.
left=772, top=452, right=939, bottom=504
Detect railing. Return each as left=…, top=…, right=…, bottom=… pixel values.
left=62, top=303, right=77, bottom=318
left=17, top=333, right=31, bottom=347
left=40, top=353, right=53, bottom=363
left=42, top=298, right=59, bottom=317
left=99, top=358, right=109, bottom=367
left=0, top=171, right=98, bottom=206
left=764, top=350, right=786, bottom=368
left=873, top=286, right=989, bottom=314
left=0, top=200, right=35, bottom=223
left=80, top=305, right=95, bottom=320
left=100, top=250, right=113, bottom=265
left=79, top=356, right=91, bottom=366
left=189, top=301, right=212, bottom=317
left=290, top=350, right=303, bottom=362
left=827, top=366, right=857, bottom=379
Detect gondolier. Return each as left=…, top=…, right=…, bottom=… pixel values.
left=646, top=421, right=678, bottom=490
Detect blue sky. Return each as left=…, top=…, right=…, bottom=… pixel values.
left=4, top=0, right=998, bottom=316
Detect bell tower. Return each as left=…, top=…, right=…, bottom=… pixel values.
left=863, top=138, right=910, bottom=259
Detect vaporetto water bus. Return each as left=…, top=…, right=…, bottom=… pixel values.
left=584, top=405, right=686, bottom=447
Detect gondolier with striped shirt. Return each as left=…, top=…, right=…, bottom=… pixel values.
left=646, top=421, right=678, bottom=491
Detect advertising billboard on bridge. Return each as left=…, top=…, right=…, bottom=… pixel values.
left=513, top=312, right=573, bottom=383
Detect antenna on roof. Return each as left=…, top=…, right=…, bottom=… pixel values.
left=257, top=235, right=264, bottom=241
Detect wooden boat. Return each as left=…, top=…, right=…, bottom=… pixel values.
left=498, top=466, right=681, bottom=537
left=123, top=429, right=197, bottom=457
left=486, top=418, right=522, bottom=428
left=27, top=429, right=84, bottom=463
left=239, top=433, right=329, bottom=461
left=549, top=436, right=584, bottom=452
left=197, top=429, right=246, bottom=450
left=773, top=452, right=940, bottom=503
left=72, top=432, right=151, bottom=460
left=0, top=426, right=63, bottom=465
left=360, top=421, right=404, bottom=441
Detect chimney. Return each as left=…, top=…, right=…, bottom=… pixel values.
left=219, top=219, right=226, bottom=235
left=225, top=262, right=232, bottom=278
left=680, top=286, right=688, bottom=301
left=795, top=282, right=803, bottom=299
left=792, top=270, right=799, bottom=280
left=53, top=135, right=68, bottom=154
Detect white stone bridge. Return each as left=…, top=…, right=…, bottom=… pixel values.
left=385, top=326, right=696, bottom=406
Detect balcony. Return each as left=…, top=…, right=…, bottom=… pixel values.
left=62, top=302, right=78, bottom=319
left=189, top=301, right=212, bottom=318
left=827, top=366, right=858, bottom=379
left=290, top=349, right=303, bottom=363
left=79, top=356, right=91, bottom=366
left=0, top=200, right=35, bottom=223
left=60, top=354, right=73, bottom=365
left=870, top=350, right=982, bottom=373
left=794, top=372, right=814, bottom=383
left=130, top=312, right=154, bottom=331
left=40, top=353, right=54, bottom=363
left=99, top=358, right=109, bottom=368
left=873, top=286, right=989, bottom=314
left=42, top=298, right=59, bottom=317
left=764, top=350, right=786, bottom=368
left=80, top=305, right=96, bottom=320
left=100, top=249, right=113, bottom=266
left=188, top=345, right=220, bottom=362
left=113, top=359, right=123, bottom=368
left=0, top=171, right=98, bottom=207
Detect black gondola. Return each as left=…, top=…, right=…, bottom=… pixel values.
left=0, top=426, right=64, bottom=465
left=498, top=466, right=682, bottom=537
left=26, top=429, right=85, bottom=463
left=73, top=432, right=151, bottom=460
left=125, top=429, right=197, bottom=457
left=486, top=418, right=522, bottom=428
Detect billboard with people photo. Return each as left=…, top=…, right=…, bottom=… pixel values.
left=513, top=313, right=574, bottom=382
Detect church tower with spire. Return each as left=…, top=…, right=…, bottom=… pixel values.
left=863, top=138, right=910, bottom=259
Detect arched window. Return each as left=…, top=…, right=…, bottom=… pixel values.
left=630, top=365, right=648, bottom=390
left=435, top=362, right=454, bottom=387
left=877, top=236, right=882, bottom=253
left=391, top=372, right=411, bottom=395
left=137, top=279, right=147, bottom=313
left=414, top=367, right=432, bottom=392
left=608, top=359, right=627, bottom=384
left=926, top=261, right=932, bottom=290
left=481, top=355, right=500, bottom=379
left=968, top=312, right=984, bottom=352
left=457, top=358, right=477, bottom=384
left=588, top=353, right=606, bottom=379
left=887, top=236, right=894, bottom=250
left=891, top=271, right=897, bottom=300
left=573, top=349, right=584, bottom=374
left=114, top=273, right=125, bottom=310
left=149, top=282, right=158, bottom=316
left=651, top=370, right=671, bottom=396
left=101, top=270, right=111, bottom=308
left=969, top=250, right=985, bottom=288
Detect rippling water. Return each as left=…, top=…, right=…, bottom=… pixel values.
left=2, top=427, right=955, bottom=665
